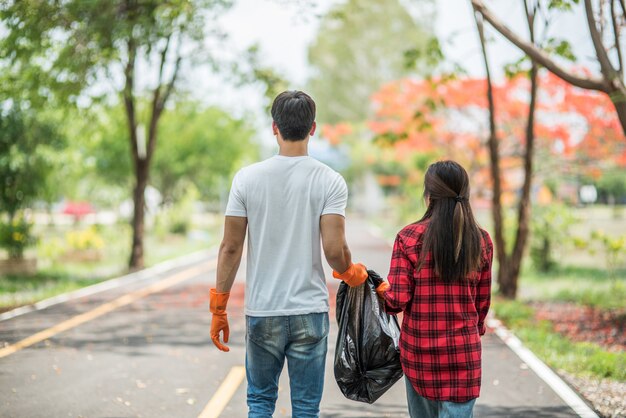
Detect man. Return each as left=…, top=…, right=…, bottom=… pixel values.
left=209, top=90, right=367, bottom=417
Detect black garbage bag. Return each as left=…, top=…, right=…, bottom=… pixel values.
left=334, top=269, right=403, bottom=404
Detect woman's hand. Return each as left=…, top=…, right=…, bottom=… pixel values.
left=375, top=281, right=390, bottom=298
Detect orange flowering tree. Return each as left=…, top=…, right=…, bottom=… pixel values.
left=360, top=73, right=624, bottom=198
left=321, top=72, right=624, bottom=276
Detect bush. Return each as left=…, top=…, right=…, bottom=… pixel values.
left=0, top=215, right=37, bottom=259
left=65, top=226, right=105, bottom=251
left=573, top=230, right=626, bottom=281
left=157, top=183, right=199, bottom=236
left=530, top=204, right=575, bottom=272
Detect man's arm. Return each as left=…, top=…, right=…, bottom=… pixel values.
left=216, top=216, right=248, bottom=292
left=320, top=214, right=367, bottom=287
left=320, top=214, right=351, bottom=273
left=210, top=216, right=247, bottom=352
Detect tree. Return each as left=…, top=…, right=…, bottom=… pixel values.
left=471, top=0, right=626, bottom=137
left=307, top=0, right=435, bottom=124
left=0, top=104, right=65, bottom=221
left=362, top=73, right=622, bottom=297
left=152, top=103, right=256, bottom=203
left=472, top=1, right=541, bottom=299
left=76, top=102, right=256, bottom=206
left=1, top=0, right=232, bottom=269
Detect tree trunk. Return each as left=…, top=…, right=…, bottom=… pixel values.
left=611, top=92, right=626, bottom=135
left=506, top=63, right=539, bottom=298
left=123, top=29, right=178, bottom=271
left=498, top=264, right=518, bottom=299
left=474, top=9, right=510, bottom=296
left=129, top=159, right=148, bottom=270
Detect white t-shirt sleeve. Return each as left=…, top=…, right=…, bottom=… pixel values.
left=225, top=171, right=247, bottom=217
left=322, top=173, right=348, bottom=217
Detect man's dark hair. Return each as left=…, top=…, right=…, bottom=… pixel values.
left=270, top=91, right=316, bottom=141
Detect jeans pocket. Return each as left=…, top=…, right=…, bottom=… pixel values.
left=246, top=316, right=273, bottom=344
left=295, top=313, right=329, bottom=344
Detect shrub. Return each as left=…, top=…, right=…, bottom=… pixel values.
left=65, top=226, right=105, bottom=251
left=530, top=204, right=575, bottom=272
left=0, top=215, right=37, bottom=259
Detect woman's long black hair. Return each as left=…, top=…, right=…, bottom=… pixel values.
left=417, top=160, right=483, bottom=281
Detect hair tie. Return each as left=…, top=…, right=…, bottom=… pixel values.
left=454, top=195, right=464, bottom=203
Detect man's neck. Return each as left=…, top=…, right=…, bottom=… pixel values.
left=278, top=139, right=308, bottom=157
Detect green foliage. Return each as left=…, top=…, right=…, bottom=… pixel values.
left=493, top=299, right=626, bottom=381
left=596, top=169, right=626, bottom=201
left=65, top=227, right=105, bottom=251
left=307, top=0, right=435, bottom=124
left=0, top=272, right=104, bottom=308
left=0, top=104, right=66, bottom=217
left=547, top=0, right=580, bottom=11
left=554, top=281, right=626, bottom=310
left=521, top=264, right=626, bottom=310
left=156, top=183, right=199, bottom=236
left=0, top=0, right=231, bottom=106
left=153, top=103, right=257, bottom=202
left=77, top=102, right=255, bottom=204
left=491, top=298, right=535, bottom=327
left=236, top=45, right=290, bottom=113
left=0, top=215, right=37, bottom=259
left=504, top=56, right=530, bottom=79
left=404, top=36, right=444, bottom=70
left=530, top=204, right=576, bottom=272
left=573, top=230, right=626, bottom=281
left=545, top=38, right=577, bottom=62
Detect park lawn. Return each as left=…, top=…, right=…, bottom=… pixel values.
left=492, top=297, right=626, bottom=382
left=0, top=215, right=222, bottom=312
left=517, top=265, right=626, bottom=310
left=492, top=264, right=626, bottom=382
left=0, top=272, right=104, bottom=311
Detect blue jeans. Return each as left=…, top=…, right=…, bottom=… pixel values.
left=246, top=312, right=329, bottom=418
left=405, top=378, right=476, bottom=418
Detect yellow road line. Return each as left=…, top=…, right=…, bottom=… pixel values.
left=0, top=260, right=216, bottom=359
left=198, top=366, right=246, bottom=418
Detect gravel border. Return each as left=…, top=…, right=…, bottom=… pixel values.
left=560, top=371, right=626, bottom=418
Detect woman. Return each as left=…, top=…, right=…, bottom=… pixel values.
left=377, top=160, right=493, bottom=418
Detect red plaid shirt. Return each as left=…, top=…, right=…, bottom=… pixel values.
left=383, top=221, right=493, bottom=402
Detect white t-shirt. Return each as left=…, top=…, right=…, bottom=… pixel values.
left=225, top=155, right=348, bottom=317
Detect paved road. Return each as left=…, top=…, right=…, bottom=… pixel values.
left=0, top=218, right=581, bottom=417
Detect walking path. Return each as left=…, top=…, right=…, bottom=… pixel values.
left=0, top=217, right=592, bottom=417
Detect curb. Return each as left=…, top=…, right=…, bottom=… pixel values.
left=0, top=248, right=213, bottom=322
left=486, top=317, right=599, bottom=418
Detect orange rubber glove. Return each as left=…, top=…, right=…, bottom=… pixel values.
left=210, top=288, right=230, bottom=352
left=375, top=281, right=390, bottom=298
left=333, top=263, right=368, bottom=287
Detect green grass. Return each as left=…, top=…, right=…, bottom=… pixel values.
left=0, top=272, right=104, bottom=310
left=0, top=214, right=222, bottom=311
left=519, top=265, right=626, bottom=310
left=493, top=298, right=626, bottom=381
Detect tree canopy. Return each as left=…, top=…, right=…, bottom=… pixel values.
left=307, top=0, right=435, bottom=125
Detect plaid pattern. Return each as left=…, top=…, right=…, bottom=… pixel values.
left=383, top=221, right=493, bottom=402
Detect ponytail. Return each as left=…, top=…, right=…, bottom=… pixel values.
left=453, top=197, right=466, bottom=263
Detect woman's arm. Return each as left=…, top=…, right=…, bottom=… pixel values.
left=383, top=234, right=415, bottom=313
left=476, top=234, right=493, bottom=335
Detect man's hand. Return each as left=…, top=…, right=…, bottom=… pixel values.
left=210, top=288, right=230, bottom=352
left=333, top=263, right=368, bottom=287
left=375, top=281, right=390, bottom=298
